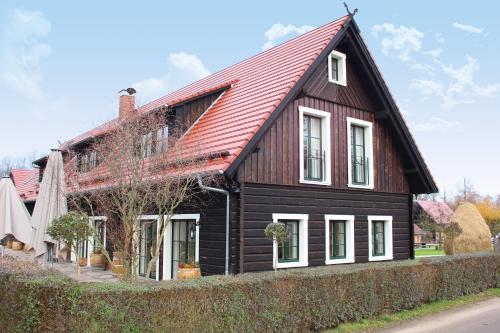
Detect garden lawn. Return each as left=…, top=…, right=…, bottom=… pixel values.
left=325, top=288, right=500, bottom=333
left=415, top=248, right=445, bottom=257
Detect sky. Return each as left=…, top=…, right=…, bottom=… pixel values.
left=0, top=1, right=499, bottom=197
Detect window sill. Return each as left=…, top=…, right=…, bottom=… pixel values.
left=348, top=183, right=374, bottom=190
left=299, top=179, right=331, bottom=186
left=368, top=255, right=393, bottom=262
left=325, top=258, right=355, bottom=265
left=328, top=79, right=347, bottom=86
left=276, top=261, right=308, bottom=269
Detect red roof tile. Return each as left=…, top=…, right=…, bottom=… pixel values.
left=10, top=169, right=39, bottom=202
left=60, top=15, right=350, bottom=175
left=416, top=200, right=453, bottom=225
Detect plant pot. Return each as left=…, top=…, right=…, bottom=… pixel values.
left=111, top=252, right=126, bottom=277
left=23, top=243, right=31, bottom=253
left=78, top=257, right=87, bottom=267
left=6, top=239, right=13, bottom=249
left=12, top=241, right=23, bottom=251
left=177, top=267, right=201, bottom=280
left=90, top=252, right=106, bottom=270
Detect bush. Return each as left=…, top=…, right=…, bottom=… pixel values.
left=0, top=253, right=499, bottom=332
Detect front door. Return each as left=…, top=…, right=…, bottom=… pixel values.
left=171, top=219, right=197, bottom=279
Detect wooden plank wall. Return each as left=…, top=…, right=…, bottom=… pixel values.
left=238, top=96, right=409, bottom=193
left=241, top=183, right=411, bottom=273
left=174, top=92, right=222, bottom=131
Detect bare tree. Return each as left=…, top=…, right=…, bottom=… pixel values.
left=454, top=177, right=479, bottom=206
left=0, top=152, right=38, bottom=177
left=66, top=111, right=213, bottom=279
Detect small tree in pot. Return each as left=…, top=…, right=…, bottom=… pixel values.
left=47, top=211, right=93, bottom=278
left=264, top=222, right=288, bottom=276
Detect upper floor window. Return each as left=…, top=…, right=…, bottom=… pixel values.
left=347, top=117, right=374, bottom=189
left=328, top=50, right=347, bottom=86
left=299, top=106, right=331, bottom=186
left=142, top=125, right=169, bottom=158
left=78, top=150, right=99, bottom=173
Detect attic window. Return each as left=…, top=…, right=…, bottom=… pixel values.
left=328, top=50, right=347, bottom=86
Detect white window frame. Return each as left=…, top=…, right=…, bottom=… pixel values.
left=325, top=215, right=355, bottom=265
left=299, top=106, right=331, bottom=186
left=163, top=213, right=200, bottom=280
left=367, top=215, right=393, bottom=261
left=71, top=216, right=107, bottom=267
left=137, top=215, right=161, bottom=281
left=347, top=117, right=374, bottom=189
left=328, top=50, right=347, bottom=86
left=272, top=213, right=309, bottom=269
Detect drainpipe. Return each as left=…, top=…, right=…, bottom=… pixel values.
left=197, top=174, right=230, bottom=276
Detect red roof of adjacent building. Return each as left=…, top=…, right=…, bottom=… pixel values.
left=416, top=200, right=453, bottom=225
left=60, top=15, right=350, bottom=175
left=10, top=169, right=39, bottom=202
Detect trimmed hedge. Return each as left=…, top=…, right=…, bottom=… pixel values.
left=1, top=253, right=499, bottom=332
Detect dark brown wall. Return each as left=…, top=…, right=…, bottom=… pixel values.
left=241, top=183, right=412, bottom=273
left=237, top=46, right=409, bottom=194
left=173, top=91, right=221, bottom=132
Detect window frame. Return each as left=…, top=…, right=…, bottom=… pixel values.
left=277, top=220, right=300, bottom=263
left=328, top=50, right=347, bottom=86
left=299, top=106, right=331, bottom=186
left=367, top=216, right=393, bottom=261
left=272, top=213, right=309, bottom=269
left=347, top=117, right=374, bottom=189
left=325, top=215, right=355, bottom=265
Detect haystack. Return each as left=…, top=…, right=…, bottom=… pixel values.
left=444, top=202, right=492, bottom=254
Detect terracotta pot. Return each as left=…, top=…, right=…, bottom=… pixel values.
left=78, top=257, right=87, bottom=267
left=111, top=252, right=126, bottom=277
left=6, top=239, right=13, bottom=249
left=12, top=241, right=23, bottom=251
left=23, top=243, right=31, bottom=253
left=90, top=252, right=106, bottom=270
left=177, top=267, right=201, bottom=280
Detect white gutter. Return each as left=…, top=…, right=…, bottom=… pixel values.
left=197, top=174, right=230, bottom=276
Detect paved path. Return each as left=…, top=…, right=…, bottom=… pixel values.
left=381, top=297, right=500, bottom=333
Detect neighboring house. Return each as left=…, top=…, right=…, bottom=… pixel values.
left=413, top=224, right=426, bottom=245
left=35, top=14, right=437, bottom=280
left=414, top=200, right=452, bottom=243
left=10, top=168, right=39, bottom=215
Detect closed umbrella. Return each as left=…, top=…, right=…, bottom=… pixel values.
left=31, top=150, right=67, bottom=258
left=0, top=177, right=32, bottom=244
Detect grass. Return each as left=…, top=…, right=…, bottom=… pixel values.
left=415, top=247, right=445, bottom=257
left=324, top=288, right=500, bottom=333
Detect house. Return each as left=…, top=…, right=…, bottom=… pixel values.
left=9, top=168, right=39, bottom=215
left=35, top=14, right=437, bottom=280
left=413, top=224, right=426, bottom=245
left=414, top=200, right=452, bottom=243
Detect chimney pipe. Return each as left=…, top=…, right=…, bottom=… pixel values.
left=119, top=94, right=135, bottom=120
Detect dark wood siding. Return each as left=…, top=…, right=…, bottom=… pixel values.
left=238, top=96, right=409, bottom=193
left=241, top=183, right=411, bottom=273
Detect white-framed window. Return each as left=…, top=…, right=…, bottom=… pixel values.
left=328, top=50, right=347, bottom=86
left=163, top=214, right=200, bottom=280
left=299, top=106, right=331, bottom=185
left=325, top=215, right=355, bottom=265
left=272, top=213, right=309, bottom=269
left=368, top=216, right=393, bottom=261
left=347, top=117, right=374, bottom=189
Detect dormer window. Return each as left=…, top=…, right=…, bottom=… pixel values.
left=328, top=50, right=347, bottom=86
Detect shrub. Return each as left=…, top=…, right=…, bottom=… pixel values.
left=0, top=253, right=499, bottom=332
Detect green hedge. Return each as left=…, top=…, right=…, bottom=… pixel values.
left=1, top=253, right=499, bottom=332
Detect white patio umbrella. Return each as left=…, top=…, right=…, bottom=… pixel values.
left=0, top=177, right=32, bottom=244
left=31, top=150, right=68, bottom=258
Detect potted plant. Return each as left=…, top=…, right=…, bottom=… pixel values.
left=90, top=248, right=106, bottom=270
left=111, top=251, right=127, bottom=277
left=11, top=240, right=23, bottom=251
left=78, top=257, right=87, bottom=267
left=5, top=235, right=13, bottom=249
left=177, top=262, right=201, bottom=280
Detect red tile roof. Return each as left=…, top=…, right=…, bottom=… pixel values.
left=10, top=169, right=39, bottom=202
left=60, top=15, right=350, bottom=175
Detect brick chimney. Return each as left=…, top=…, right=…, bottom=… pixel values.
left=119, top=94, right=136, bottom=120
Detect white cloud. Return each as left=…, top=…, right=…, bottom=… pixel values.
left=262, top=23, right=315, bottom=51
left=133, top=52, right=210, bottom=102
left=452, top=22, right=484, bottom=34
left=422, top=48, right=442, bottom=58
left=371, top=23, right=424, bottom=62
left=0, top=9, right=52, bottom=100
left=411, top=116, right=462, bottom=132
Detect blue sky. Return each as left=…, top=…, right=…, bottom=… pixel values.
left=0, top=1, right=499, bottom=196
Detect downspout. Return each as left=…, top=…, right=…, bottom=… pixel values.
left=197, top=174, right=230, bottom=276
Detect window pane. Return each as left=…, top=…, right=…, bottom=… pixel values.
left=278, top=220, right=299, bottom=262
left=330, top=221, right=346, bottom=259
left=303, top=115, right=323, bottom=181
left=351, top=125, right=367, bottom=185
left=331, top=56, right=339, bottom=81
left=372, top=221, right=385, bottom=256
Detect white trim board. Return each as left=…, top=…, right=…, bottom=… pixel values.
left=346, top=117, right=374, bottom=189
left=324, top=214, right=355, bottom=265
left=367, top=215, right=393, bottom=262
left=272, top=213, right=309, bottom=269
